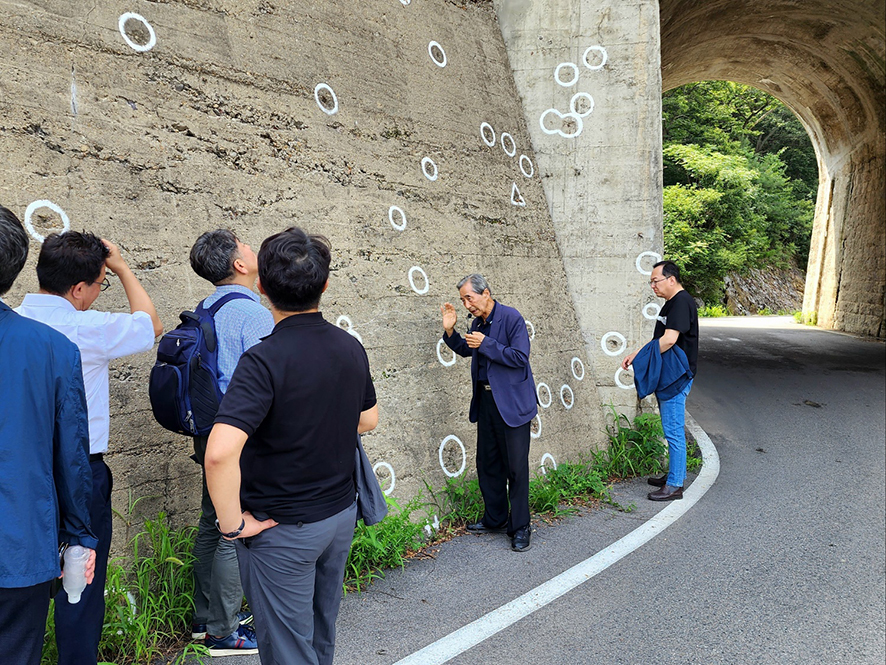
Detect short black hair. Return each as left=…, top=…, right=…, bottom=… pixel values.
left=258, top=227, right=331, bottom=312
left=37, top=231, right=109, bottom=295
left=190, top=229, right=241, bottom=285
left=653, top=260, right=682, bottom=284
left=0, top=205, right=29, bottom=296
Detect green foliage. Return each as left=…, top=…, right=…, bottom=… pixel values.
left=699, top=304, right=731, bottom=317
left=662, top=81, right=816, bottom=303
left=429, top=474, right=486, bottom=526
left=595, top=408, right=668, bottom=480
left=529, top=461, right=609, bottom=516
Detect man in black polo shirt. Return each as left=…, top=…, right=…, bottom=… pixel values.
left=205, top=227, right=378, bottom=665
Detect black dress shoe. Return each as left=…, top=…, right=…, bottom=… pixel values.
left=511, top=526, right=531, bottom=552
left=647, top=474, right=668, bottom=487
left=647, top=484, right=684, bottom=501
left=466, top=521, right=506, bottom=534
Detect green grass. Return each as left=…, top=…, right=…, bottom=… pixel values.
left=698, top=304, right=731, bottom=317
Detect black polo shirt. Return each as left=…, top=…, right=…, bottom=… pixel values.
left=215, top=312, right=377, bottom=524
left=653, top=289, right=699, bottom=376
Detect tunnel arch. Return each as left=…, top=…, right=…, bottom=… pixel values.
left=660, top=0, right=886, bottom=337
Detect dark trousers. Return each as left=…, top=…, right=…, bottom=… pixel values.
left=191, top=436, right=243, bottom=637
left=55, top=458, right=111, bottom=665
left=236, top=502, right=357, bottom=665
left=476, top=388, right=531, bottom=535
left=0, top=582, right=51, bottom=665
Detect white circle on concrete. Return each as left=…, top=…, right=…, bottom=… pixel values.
left=570, top=92, right=595, bottom=118
left=428, top=41, right=447, bottom=67
left=335, top=315, right=363, bottom=344
left=536, top=382, right=552, bottom=409
left=399, top=0, right=411, bottom=4
left=388, top=205, right=407, bottom=231
left=643, top=302, right=661, bottom=320
left=408, top=266, right=429, bottom=295
left=635, top=251, right=662, bottom=276
left=439, top=435, right=466, bottom=477
left=118, top=13, right=157, bottom=52
left=554, top=62, right=579, bottom=87
left=480, top=122, right=496, bottom=147
left=615, top=367, right=634, bottom=390
left=530, top=413, right=542, bottom=439
left=540, top=452, right=558, bottom=475
left=571, top=357, right=585, bottom=381
left=436, top=338, right=457, bottom=367
left=560, top=384, right=574, bottom=409
left=582, top=45, right=608, bottom=70
left=600, top=331, right=627, bottom=357
left=24, top=200, right=70, bottom=243
left=313, top=83, right=339, bottom=115
left=372, top=462, right=396, bottom=496
left=519, top=155, right=534, bottom=178
left=500, top=132, right=517, bottom=157
left=525, top=319, right=535, bottom=340
left=539, top=108, right=584, bottom=139
left=421, top=157, right=438, bottom=181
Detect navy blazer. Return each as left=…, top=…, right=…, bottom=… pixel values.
left=443, top=302, right=538, bottom=427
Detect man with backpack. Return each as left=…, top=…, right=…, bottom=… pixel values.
left=186, top=229, right=273, bottom=655
left=16, top=231, right=162, bottom=665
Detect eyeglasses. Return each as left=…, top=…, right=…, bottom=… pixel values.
left=94, top=277, right=111, bottom=292
left=649, top=277, right=669, bottom=286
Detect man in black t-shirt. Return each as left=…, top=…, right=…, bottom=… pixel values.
left=622, top=260, right=698, bottom=501
left=205, top=228, right=378, bottom=665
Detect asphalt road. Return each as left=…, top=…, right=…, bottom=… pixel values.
left=210, top=317, right=886, bottom=665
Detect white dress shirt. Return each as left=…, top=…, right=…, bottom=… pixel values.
left=16, top=293, right=156, bottom=454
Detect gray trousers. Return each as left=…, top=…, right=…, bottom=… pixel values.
left=192, top=436, right=243, bottom=636
left=236, top=501, right=357, bottom=665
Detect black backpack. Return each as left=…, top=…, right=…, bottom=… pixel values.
left=149, top=293, right=251, bottom=436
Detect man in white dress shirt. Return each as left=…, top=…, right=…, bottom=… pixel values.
left=17, top=231, right=162, bottom=665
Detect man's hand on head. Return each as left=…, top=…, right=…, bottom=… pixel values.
left=101, top=238, right=127, bottom=274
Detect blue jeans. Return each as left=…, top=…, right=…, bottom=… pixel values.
left=658, top=379, right=693, bottom=488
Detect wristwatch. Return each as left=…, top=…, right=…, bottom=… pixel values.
left=215, top=517, right=246, bottom=538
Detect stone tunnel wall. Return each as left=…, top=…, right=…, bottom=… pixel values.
left=0, top=0, right=615, bottom=547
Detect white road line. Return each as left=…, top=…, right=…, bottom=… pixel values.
left=393, top=412, right=719, bottom=665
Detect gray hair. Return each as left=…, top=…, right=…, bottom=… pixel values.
left=190, top=229, right=241, bottom=285
left=457, top=273, right=491, bottom=296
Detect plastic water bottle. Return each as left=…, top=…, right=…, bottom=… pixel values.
left=62, top=545, right=89, bottom=604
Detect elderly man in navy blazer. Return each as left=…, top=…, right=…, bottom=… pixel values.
left=441, top=274, right=537, bottom=552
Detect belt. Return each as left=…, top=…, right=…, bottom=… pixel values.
left=89, top=453, right=104, bottom=462
left=478, top=382, right=492, bottom=391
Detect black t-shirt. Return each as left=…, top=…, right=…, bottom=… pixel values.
left=215, top=312, right=377, bottom=524
left=653, top=289, right=699, bottom=376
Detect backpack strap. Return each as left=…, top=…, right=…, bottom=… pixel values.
left=195, top=292, right=255, bottom=353
left=199, top=291, right=255, bottom=317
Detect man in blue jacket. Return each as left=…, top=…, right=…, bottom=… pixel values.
left=442, top=274, right=537, bottom=552
left=0, top=205, right=97, bottom=665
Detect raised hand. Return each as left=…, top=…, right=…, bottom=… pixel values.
left=441, top=302, right=458, bottom=334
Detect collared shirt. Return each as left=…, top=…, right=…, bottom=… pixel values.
left=475, top=302, right=497, bottom=383
left=202, top=284, right=274, bottom=394
left=16, top=294, right=156, bottom=454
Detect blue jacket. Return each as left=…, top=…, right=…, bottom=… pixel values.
left=631, top=338, right=694, bottom=401
left=443, top=302, right=538, bottom=427
left=0, top=301, right=97, bottom=588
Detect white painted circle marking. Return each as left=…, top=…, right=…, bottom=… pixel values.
left=372, top=462, right=396, bottom=496
left=554, top=62, right=579, bottom=87
left=335, top=315, right=363, bottom=344
left=635, top=251, right=662, bottom=276
left=530, top=413, right=542, bottom=439
left=519, top=155, right=534, bottom=178
left=438, top=435, right=466, bottom=477
left=313, top=83, right=339, bottom=115
left=436, top=338, right=457, bottom=367
left=24, top=200, right=70, bottom=243
left=570, top=92, right=595, bottom=118
left=500, top=132, right=516, bottom=157
left=525, top=320, right=535, bottom=340
left=428, top=41, right=447, bottom=67
left=421, top=157, right=438, bottom=182
left=118, top=13, right=157, bottom=53
left=539, top=108, right=584, bottom=139
left=571, top=357, right=585, bottom=381
left=582, top=45, right=608, bottom=70
left=615, top=367, right=634, bottom=390
left=480, top=122, right=496, bottom=147
left=399, top=0, right=411, bottom=5
left=510, top=182, right=526, bottom=207
left=388, top=205, right=407, bottom=231
left=560, top=384, right=574, bottom=409
left=600, top=331, right=627, bottom=357
left=643, top=303, right=661, bottom=320
left=408, top=266, right=429, bottom=295
left=536, top=382, right=552, bottom=409
left=539, top=453, right=558, bottom=475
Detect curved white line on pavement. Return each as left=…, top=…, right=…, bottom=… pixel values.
left=393, top=412, right=719, bottom=665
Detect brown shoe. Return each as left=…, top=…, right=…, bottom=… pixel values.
left=647, top=474, right=667, bottom=487
left=648, top=485, right=684, bottom=501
